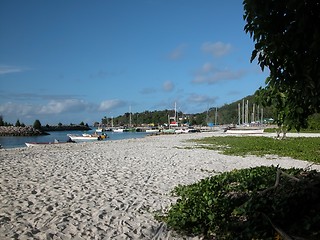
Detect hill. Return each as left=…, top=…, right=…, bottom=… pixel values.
left=103, top=94, right=274, bottom=126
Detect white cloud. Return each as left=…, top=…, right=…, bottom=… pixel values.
left=202, top=41, right=232, bottom=57
left=168, top=44, right=187, bottom=60
left=140, top=87, right=157, bottom=94
left=162, top=80, right=174, bottom=92
left=0, top=65, right=27, bottom=75
left=98, top=99, right=125, bottom=111
left=187, top=93, right=217, bottom=104
left=0, top=97, right=128, bottom=124
left=192, top=63, right=245, bottom=84
left=39, top=99, right=90, bottom=114
left=198, top=62, right=215, bottom=74
left=0, top=102, right=35, bottom=116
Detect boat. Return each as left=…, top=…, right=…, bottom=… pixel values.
left=161, top=129, right=176, bottom=134
left=95, top=128, right=105, bottom=133
left=67, top=133, right=108, bottom=141
left=225, top=128, right=264, bottom=134
left=113, top=128, right=125, bottom=133
left=174, top=128, right=187, bottom=134
left=25, top=139, right=74, bottom=147
left=146, top=128, right=160, bottom=133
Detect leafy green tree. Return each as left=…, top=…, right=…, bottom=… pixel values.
left=101, top=116, right=108, bottom=125
left=79, top=121, right=84, bottom=126
left=0, top=115, right=4, bottom=126
left=33, top=119, right=42, bottom=130
left=244, top=0, right=320, bottom=131
left=15, top=119, right=21, bottom=127
left=307, top=113, right=320, bottom=131
left=255, top=81, right=289, bottom=138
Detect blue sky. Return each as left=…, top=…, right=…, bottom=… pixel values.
left=0, top=0, right=268, bottom=125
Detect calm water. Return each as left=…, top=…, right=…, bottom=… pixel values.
left=0, top=130, right=149, bottom=149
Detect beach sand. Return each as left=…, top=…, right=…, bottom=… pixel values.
left=1, top=132, right=319, bottom=239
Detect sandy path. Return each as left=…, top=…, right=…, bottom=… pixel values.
left=1, top=132, right=319, bottom=239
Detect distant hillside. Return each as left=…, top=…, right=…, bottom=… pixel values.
left=103, top=94, right=274, bottom=126
left=208, top=95, right=274, bottom=125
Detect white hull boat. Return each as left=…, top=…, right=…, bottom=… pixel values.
left=67, top=133, right=107, bottom=141
left=25, top=139, right=74, bottom=147
left=68, top=135, right=98, bottom=140
left=113, top=128, right=125, bottom=133
left=146, top=129, right=160, bottom=133
left=225, top=128, right=264, bottom=134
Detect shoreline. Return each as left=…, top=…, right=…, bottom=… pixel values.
left=1, top=132, right=320, bottom=239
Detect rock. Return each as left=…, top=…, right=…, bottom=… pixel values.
left=0, top=126, right=48, bottom=136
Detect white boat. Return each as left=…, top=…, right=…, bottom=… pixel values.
left=174, top=128, right=187, bottom=134
left=113, top=128, right=124, bottom=133
left=175, top=127, right=198, bottom=134
left=225, top=128, right=264, bottom=134
left=25, top=139, right=74, bottom=147
left=95, top=127, right=105, bottom=133
left=67, top=133, right=107, bottom=141
left=67, top=134, right=98, bottom=141
left=146, top=128, right=160, bottom=133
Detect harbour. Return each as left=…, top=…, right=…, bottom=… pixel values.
left=0, top=130, right=149, bottom=149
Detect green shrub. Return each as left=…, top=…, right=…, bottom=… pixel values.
left=33, top=119, right=42, bottom=130
left=193, top=136, right=320, bottom=164
left=159, top=166, right=320, bottom=239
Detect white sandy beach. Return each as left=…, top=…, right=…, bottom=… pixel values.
left=1, top=132, right=319, bottom=240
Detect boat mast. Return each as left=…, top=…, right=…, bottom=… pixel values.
left=215, top=107, right=218, bottom=126
left=238, top=103, right=241, bottom=125
left=245, top=100, right=249, bottom=124
left=129, top=105, right=132, bottom=127
left=242, top=99, right=245, bottom=125
left=174, top=102, right=177, bottom=123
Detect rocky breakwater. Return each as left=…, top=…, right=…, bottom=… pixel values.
left=0, top=126, right=48, bottom=136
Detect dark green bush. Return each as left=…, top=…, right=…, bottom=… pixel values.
left=159, top=166, right=320, bottom=239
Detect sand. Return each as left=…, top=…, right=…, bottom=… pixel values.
left=1, top=132, right=319, bottom=240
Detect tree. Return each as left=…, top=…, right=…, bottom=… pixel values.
left=243, top=0, right=320, bottom=131
left=33, top=119, right=42, bottom=130
left=101, top=117, right=108, bottom=125
left=255, top=81, right=289, bottom=138
left=15, top=119, right=21, bottom=127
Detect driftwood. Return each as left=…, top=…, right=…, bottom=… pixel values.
left=259, top=168, right=300, bottom=195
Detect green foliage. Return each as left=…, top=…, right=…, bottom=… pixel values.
left=244, top=0, right=320, bottom=131
left=160, top=166, right=320, bottom=239
left=0, top=115, right=4, bottom=126
left=308, top=113, right=320, bottom=131
left=0, top=116, right=12, bottom=126
left=15, top=119, right=21, bottom=127
left=111, top=110, right=195, bottom=126
left=107, top=95, right=274, bottom=126
left=255, top=83, right=290, bottom=130
left=33, top=119, right=42, bottom=130
left=194, top=136, right=320, bottom=163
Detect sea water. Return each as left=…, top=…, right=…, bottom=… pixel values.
left=0, top=130, right=149, bottom=149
